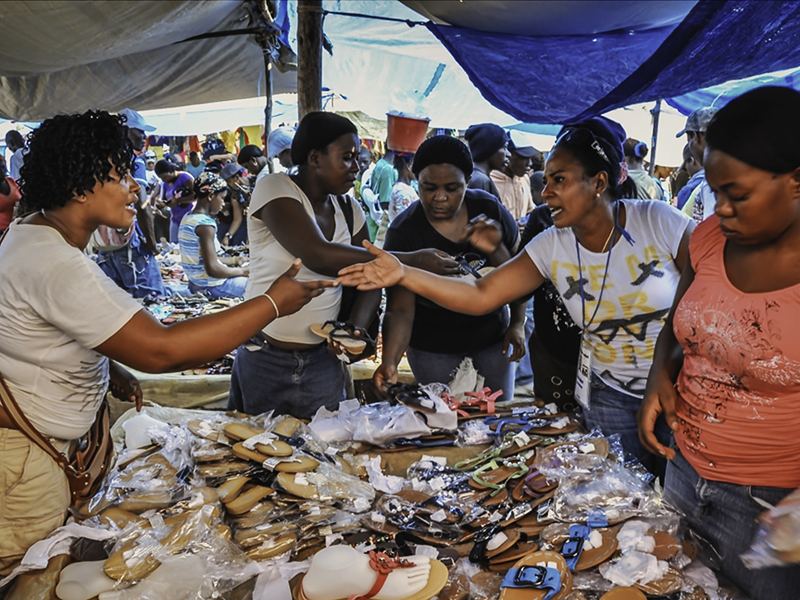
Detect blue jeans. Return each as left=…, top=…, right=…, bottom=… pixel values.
left=189, top=277, right=248, bottom=299
left=665, top=448, right=800, bottom=600
left=406, top=340, right=516, bottom=403
left=216, top=222, right=247, bottom=246
left=585, top=375, right=671, bottom=480
left=96, top=228, right=167, bottom=298
left=513, top=298, right=535, bottom=388
left=228, top=338, right=345, bottom=419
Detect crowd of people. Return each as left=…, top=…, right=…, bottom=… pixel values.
left=1, top=85, right=800, bottom=599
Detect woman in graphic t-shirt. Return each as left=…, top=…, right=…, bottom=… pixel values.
left=339, top=117, right=694, bottom=478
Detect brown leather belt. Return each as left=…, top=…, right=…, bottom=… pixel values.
left=0, top=405, right=18, bottom=430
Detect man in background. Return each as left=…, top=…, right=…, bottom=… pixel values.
left=267, top=126, right=296, bottom=172
left=4, top=130, right=25, bottom=181
left=676, top=106, right=718, bottom=222
left=464, top=123, right=508, bottom=199
left=491, top=138, right=536, bottom=221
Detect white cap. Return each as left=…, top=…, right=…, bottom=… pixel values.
left=119, top=108, right=156, bottom=132
left=267, top=126, right=295, bottom=159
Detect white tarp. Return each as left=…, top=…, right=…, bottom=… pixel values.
left=0, top=0, right=295, bottom=120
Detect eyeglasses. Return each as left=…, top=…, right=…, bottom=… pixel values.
left=555, top=127, right=611, bottom=166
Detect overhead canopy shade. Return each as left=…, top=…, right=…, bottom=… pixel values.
left=0, top=0, right=296, bottom=121
left=421, top=0, right=800, bottom=123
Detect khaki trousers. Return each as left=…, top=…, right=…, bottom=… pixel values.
left=0, top=429, right=70, bottom=578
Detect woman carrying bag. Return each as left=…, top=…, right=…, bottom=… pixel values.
left=0, top=110, right=333, bottom=579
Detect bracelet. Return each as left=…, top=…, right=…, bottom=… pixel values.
left=264, top=293, right=279, bottom=318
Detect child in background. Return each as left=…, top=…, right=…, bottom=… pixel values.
left=178, top=172, right=248, bottom=299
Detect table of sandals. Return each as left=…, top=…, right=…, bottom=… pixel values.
left=16, top=395, right=740, bottom=600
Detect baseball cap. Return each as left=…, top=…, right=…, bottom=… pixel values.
left=144, top=150, right=157, bottom=162
left=676, top=107, right=719, bottom=138
left=508, top=138, right=539, bottom=159
left=268, top=126, right=295, bottom=159
left=119, top=108, right=156, bottom=133
left=221, top=162, right=242, bottom=180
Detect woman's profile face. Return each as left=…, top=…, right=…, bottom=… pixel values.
left=418, top=163, right=467, bottom=221
left=314, top=133, right=360, bottom=195
left=542, top=146, right=603, bottom=228
left=705, top=147, right=800, bottom=246
left=208, top=190, right=227, bottom=215
left=83, top=168, right=140, bottom=229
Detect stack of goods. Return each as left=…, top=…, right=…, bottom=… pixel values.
left=11, top=395, right=742, bottom=600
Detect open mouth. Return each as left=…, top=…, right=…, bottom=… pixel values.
left=549, top=207, right=563, bottom=218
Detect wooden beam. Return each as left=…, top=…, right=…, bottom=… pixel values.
left=297, top=0, right=322, bottom=119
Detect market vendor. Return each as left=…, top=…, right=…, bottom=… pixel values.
left=377, top=135, right=525, bottom=399
left=638, top=86, right=800, bottom=599
left=228, top=111, right=461, bottom=420
left=154, top=159, right=194, bottom=243
left=338, top=116, right=694, bottom=479
left=0, top=110, right=333, bottom=578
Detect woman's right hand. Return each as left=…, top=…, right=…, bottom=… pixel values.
left=338, top=241, right=405, bottom=290
left=637, top=371, right=680, bottom=460
left=265, top=259, right=335, bottom=317
left=373, top=362, right=398, bottom=395
left=411, top=249, right=461, bottom=276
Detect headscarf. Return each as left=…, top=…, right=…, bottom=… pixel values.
left=194, top=171, right=227, bottom=197
left=705, top=86, right=800, bottom=174
left=412, top=135, right=474, bottom=179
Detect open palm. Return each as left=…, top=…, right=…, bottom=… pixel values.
left=338, top=241, right=404, bottom=290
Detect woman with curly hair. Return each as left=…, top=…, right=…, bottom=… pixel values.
left=339, top=117, right=694, bottom=479
left=178, top=171, right=249, bottom=299
left=0, top=110, right=332, bottom=578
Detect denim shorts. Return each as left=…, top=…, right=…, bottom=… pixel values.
left=189, top=277, right=248, bottom=299
left=406, top=340, right=516, bottom=402
left=584, top=375, right=672, bottom=481
left=665, top=448, right=800, bottom=600
left=228, top=337, right=345, bottom=420
left=96, top=231, right=166, bottom=299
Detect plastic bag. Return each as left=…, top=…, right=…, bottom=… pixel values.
left=309, top=400, right=430, bottom=445
left=741, top=486, right=800, bottom=568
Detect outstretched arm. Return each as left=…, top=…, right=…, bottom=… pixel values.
left=96, top=260, right=334, bottom=373
left=338, top=241, right=544, bottom=316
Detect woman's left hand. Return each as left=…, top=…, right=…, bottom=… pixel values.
left=503, top=323, right=527, bottom=362
left=108, top=361, right=143, bottom=411
left=465, top=215, right=503, bottom=254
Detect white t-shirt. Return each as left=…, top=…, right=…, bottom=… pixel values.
left=525, top=199, right=691, bottom=397
left=0, top=222, right=142, bottom=440
left=246, top=172, right=366, bottom=344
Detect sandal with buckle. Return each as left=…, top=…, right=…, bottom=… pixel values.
left=470, top=456, right=530, bottom=497
left=310, top=320, right=375, bottom=353
left=499, top=550, right=573, bottom=600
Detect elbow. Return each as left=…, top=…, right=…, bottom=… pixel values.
left=133, top=342, right=188, bottom=374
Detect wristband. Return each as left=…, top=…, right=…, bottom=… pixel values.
left=264, top=293, right=279, bottom=318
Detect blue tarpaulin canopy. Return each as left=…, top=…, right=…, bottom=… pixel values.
left=419, top=0, right=800, bottom=123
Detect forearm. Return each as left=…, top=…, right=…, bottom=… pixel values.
left=136, top=196, right=158, bottom=254
left=381, top=310, right=413, bottom=367
left=346, top=289, right=381, bottom=330
left=509, top=300, right=526, bottom=328
left=648, top=322, right=685, bottom=385
left=399, top=267, right=494, bottom=315
left=485, top=242, right=512, bottom=268
left=206, top=259, right=246, bottom=279
left=100, top=298, right=276, bottom=373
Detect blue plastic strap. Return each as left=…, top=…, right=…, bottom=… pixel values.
left=587, top=509, right=609, bottom=528
left=562, top=524, right=590, bottom=570
left=501, top=565, right=562, bottom=600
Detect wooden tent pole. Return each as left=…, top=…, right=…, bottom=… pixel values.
left=649, top=99, right=662, bottom=176
left=297, top=0, right=322, bottom=119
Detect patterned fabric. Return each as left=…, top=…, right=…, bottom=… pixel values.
left=178, top=213, right=224, bottom=287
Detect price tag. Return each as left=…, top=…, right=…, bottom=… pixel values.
left=575, top=334, right=593, bottom=410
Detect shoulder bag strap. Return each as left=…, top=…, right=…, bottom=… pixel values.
left=0, top=372, right=71, bottom=469
left=335, top=194, right=355, bottom=238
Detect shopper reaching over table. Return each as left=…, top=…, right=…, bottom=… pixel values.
left=0, top=110, right=332, bottom=578
left=638, top=86, right=800, bottom=599
left=228, top=112, right=460, bottom=420
left=339, top=117, right=694, bottom=478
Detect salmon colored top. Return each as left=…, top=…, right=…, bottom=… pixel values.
left=674, top=218, right=800, bottom=488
